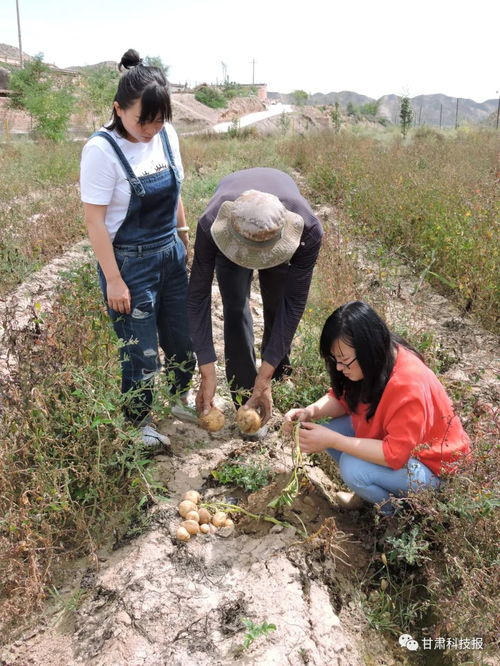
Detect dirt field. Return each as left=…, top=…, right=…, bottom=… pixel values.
left=0, top=192, right=498, bottom=664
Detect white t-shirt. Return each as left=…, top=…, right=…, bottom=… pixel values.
left=80, top=124, right=184, bottom=240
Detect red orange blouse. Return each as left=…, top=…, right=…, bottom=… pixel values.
left=332, top=345, right=471, bottom=476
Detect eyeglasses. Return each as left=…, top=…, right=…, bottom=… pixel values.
left=328, top=354, right=357, bottom=369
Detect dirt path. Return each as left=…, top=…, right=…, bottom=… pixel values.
left=0, top=203, right=498, bottom=665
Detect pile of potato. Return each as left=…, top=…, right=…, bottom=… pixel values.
left=175, top=490, right=234, bottom=542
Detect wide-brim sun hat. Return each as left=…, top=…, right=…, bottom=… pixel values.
left=210, top=189, right=305, bottom=270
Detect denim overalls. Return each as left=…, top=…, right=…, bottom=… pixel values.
left=94, top=128, right=194, bottom=424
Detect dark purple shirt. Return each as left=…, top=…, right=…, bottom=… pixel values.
left=187, top=168, right=323, bottom=367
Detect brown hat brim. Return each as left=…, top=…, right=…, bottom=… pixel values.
left=211, top=199, right=305, bottom=269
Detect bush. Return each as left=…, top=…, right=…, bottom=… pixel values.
left=9, top=55, right=74, bottom=141
left=194, top=85, right=227, bottom=109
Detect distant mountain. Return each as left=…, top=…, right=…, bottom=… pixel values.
left=0, top=42, right=34, bottom=65
left=65, top=61, right=117, bottom=73
left=269, top=90, right=373, bottom=107
left=2, top=43, right=496, bottom=128
left=269, top=90, right=498, bottom=127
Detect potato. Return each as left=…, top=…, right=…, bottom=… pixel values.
left=176, top=526, right=190, bottom=542
left=198, top=407, right=225, bottom=432
left=182, top=520, right=200, bottom=535
left=236, top=407, right=262, bottom=434
left=183, top=490, right=200, bottom=505
left=208, top=524, right=218, bottom=534
left=199, top=523, right=210, bottom=534
left=211, top=511, right=227, bottom=527
left=198, top=507, right=211, bottom=524
left=178, top=500, right=197, bottom=518
left=185, top=510, right=200, bottom=522
left=224, top=518, right=234, bottom=528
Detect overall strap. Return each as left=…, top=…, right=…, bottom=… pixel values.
left=159, top=127, right=180, bottom=183
left=92, top=131, right=146, bottom=197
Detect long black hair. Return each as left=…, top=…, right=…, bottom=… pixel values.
left=106, top=49, right=172, bottom=138
left=319, top=301, right=423, bottom=420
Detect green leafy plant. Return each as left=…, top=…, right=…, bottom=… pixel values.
left=9, top=54, right=75, bottom=141
left=212, top=458, right=271, bottom=493
left=291, top=89, right=308, bottom=106
left=240, top=618, right=277, bottom=650
left=194, top=85, right=227, bottom=109
left=386, top=526, right=430, bottom=566
left=82, top=64, right=119, bottom=129
left=400, top=94, right=413, bottom=137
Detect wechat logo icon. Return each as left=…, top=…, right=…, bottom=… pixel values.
left=399, top=634, right=419, bottom=651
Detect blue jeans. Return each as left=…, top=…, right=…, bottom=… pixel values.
left=99, top=237, right=194, bottom=425
left=325, top=415, right=441, bottom=515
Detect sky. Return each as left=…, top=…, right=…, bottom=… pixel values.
left=1, top=0, right=499, bottom=103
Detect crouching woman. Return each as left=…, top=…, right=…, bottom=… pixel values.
left=283, top=301, right=471, bottom=515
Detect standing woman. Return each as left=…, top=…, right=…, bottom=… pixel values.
left=80, top=49, right=194, bottom=448
left=284, top=301, right=471, bottom=514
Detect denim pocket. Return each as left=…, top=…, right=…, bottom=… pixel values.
left=114, top=253, right=129, bottom=275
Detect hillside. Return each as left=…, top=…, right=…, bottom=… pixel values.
left=1, top=43, right=497, bottom=129
left=268, top=90, right=497, bottom=127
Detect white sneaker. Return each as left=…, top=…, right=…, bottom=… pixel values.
left=140, top=424, right=170, bottom=450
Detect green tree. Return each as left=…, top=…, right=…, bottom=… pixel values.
left=9, top=54, right=48, bottom=110
left=83, top=65, right=119, bottom=129
left=330, top=101, right=341, bottom=132
left=346, top=101, right=357, bottom=116
left=400, top=95, right=413, bottom=137
left=291, top=89, right=308, bottom=106
left=9, top=54, right=74, bottom=141
left=360, top=100, right=379, bottom=116
left=143, top=55, right=169, bottom=76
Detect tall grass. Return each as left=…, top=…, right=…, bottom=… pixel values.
left=0, top=140, right=82, bottom=295
left=0, top=127, right=498, bottom=656
left=0, top=265, right=162, bottom=636
left=296, top=128, right=499, bottom=329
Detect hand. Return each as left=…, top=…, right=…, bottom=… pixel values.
left=178, top=230, right=190, bottom=265
left=107, top=276, right=131, bottom=314
left=246, top=378, right=273, bottom=425
left=296, top=422, right=337, bottom=455
left=196, top=363, right=217, bottom=415
left=283, top=406, right=314, bottom=434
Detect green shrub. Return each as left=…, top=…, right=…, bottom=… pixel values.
left=194, top=85, right=227, bottom=108
left=212, top=458, right=271, bottom=493
left=9, top=55, right=75, bottom=141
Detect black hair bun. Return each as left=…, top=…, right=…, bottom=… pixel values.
left=119, top=49, right=142, bottom=71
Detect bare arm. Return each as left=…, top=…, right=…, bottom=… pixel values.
left=283, top=391, right=346, bottom=431
left=176, top=196, right=190, bottom=262
left=297, top=423, right=388, bottom=466
left=84, top=202, right=131, bottom=314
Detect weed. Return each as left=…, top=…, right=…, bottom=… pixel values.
left=211, top=458, right=271, bottom=493
left=239, top=618, right=277, bottom=651
left=0, top=264, right=164, bottom=636
left=386, top=526, right=430, bottom=566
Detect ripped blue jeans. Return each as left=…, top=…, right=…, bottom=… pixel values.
left=99, top=236, right=194, bottom=425
left=325, top=415, right=441, bottom=515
